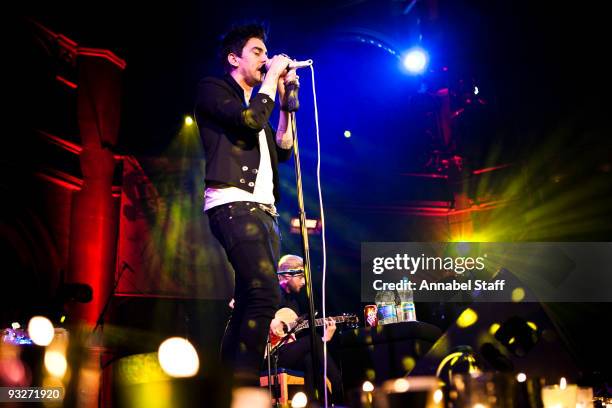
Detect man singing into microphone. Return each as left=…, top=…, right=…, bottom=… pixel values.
left=194, top=23, right=298, bottom=386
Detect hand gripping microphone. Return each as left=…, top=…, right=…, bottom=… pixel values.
left=262, top=57, right=311, bottom=112
left=262, top=58, right=313, bottom=72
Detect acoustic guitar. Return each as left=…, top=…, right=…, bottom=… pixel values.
left=268, top=307, right=359, bottom=353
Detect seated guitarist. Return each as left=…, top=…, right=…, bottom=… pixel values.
left=269, top=254, right=344, bottom=404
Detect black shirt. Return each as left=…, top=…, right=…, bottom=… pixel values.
left=194, top=74, right=292, bottom=203
left=279, top=287, right=301, bottom=316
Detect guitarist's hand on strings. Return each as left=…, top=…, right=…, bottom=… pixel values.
left=270, top=318, right=287, bottom=337
left=322, top=318, right=336, bottom=342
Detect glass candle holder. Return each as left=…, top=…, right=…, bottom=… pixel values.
left=576, top=386, right=593, bottom=408
left=451, top=372, right=515, bottom=408
left=541, top=384, right=578, bottom=408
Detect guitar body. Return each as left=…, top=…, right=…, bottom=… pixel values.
left=274, top=307, right=299, bottom=325
left=267, top=308, right=359, bottom=355
left=269, top=307, right=299, bottom=351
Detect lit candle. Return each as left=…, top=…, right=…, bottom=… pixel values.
left=541, top=384, right=578, bottom=408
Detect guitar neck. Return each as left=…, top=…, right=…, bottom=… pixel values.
left=293, top=315, right=350, bottom=332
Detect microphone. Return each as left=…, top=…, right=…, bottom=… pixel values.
left=287, top=59, right=313, bottom=69
left=261, top=57, right=308, bottom=112
left=262, top=58, right=313, bottom=73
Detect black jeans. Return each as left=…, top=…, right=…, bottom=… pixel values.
left=207, top=201, right=281, bottom=386
left=276, top=336, right=345, bottom=404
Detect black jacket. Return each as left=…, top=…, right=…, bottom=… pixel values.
left=194, top=74, right=292, bottom=203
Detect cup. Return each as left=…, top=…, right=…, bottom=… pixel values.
left=377, top=302, right=397, bottom=325
left=364, top=305, right=378, bottom=327
left=397, top=301, right=417, bottom=322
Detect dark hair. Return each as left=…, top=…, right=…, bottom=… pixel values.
left=220, top=23, right=268, bottom=73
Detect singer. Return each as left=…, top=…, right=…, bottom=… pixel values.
left=194, top=23, right=299, bottom=387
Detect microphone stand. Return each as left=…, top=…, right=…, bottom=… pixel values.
left=268, top=314, right=308, bottom=406
left=284, top=80, right=323, bottom=403
left=93, top=261, right=130, bottom=333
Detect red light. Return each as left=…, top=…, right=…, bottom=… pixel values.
left=55, top=75, right=77, bottom=89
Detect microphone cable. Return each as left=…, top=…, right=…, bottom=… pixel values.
left=309, top=64, right=330, bottom=408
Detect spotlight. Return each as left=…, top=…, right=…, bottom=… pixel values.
left=362, top=381, right=374, bottom=392
left=185, top=116, right=194, bottom=126
left=403, top=47, right=428, bottom=74
left=344, top=130, right=352, bottom=138
left=291, top=392, right=307, bottom=408
left=158, top=337, right=199, bottom=378
left=27, top=316, right=54, bottom=346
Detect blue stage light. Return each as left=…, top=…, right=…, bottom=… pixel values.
left=403, top=47, right=428, bottom=74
